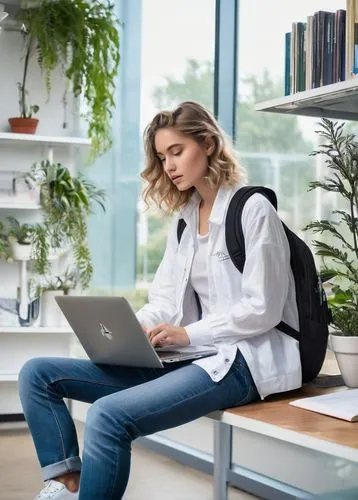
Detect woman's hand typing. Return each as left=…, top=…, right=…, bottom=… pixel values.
left=147, top=324, right=190, bottom=347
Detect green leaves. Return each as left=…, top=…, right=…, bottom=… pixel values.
left=306, top=119, right=358, bottom=335
left=331, top=308, right=358, bottom=336
left=21, top=0, right=121, bottom=159
left=329, top=285, right=358, bottom=336
left=26, top=160, right=106, bottom=288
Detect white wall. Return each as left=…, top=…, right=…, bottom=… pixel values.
left=0, top=31, right=77, bottom=136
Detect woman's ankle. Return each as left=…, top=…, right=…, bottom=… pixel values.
left=55, top=471, right=80, bottom=493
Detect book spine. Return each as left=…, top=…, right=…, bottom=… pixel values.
left=284, top=32, right=291, bottom=95
left=345, top=0, right=356, bottom=79
left=312, top=14, right=318, bottom=88
left=306, top=16, right=313, bottom=90
left=354, top=14, right=358, bottom=72
left=341, top=10, right=347, bottom=81
left=291, top=22, right=297, bottom=93
left=296, top=22, right=306, bottom=91
left=327, top=13, right=335, bottom=84
left=333, top=11, right=338, bottom=83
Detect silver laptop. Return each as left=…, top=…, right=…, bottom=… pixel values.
left=55, top=296, right=217, bottom=368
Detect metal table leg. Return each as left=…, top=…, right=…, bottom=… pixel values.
left=213, top=421, right=232, bottom=500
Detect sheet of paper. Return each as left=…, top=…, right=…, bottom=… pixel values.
left=290, top=388, right=358, bottom=422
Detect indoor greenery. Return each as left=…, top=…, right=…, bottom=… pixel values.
left=16, top=81, right=39, bottom=119
left=305, top=119, right=358, bottom=336
left=36, top=268, right=77, bottom=296
left=0, top=221, right=11, bottom=261
left=26, top=159, right=106, bottom=288
left=19, top=0, right=121, bottom=158
left=4, top=216, right=49, bottom=268
left=6, top=216, right=34, bottom=245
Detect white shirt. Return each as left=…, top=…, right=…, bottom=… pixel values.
left=136, top=183, right=302, bottom=399
left=190, top=232, right=210, bottom=319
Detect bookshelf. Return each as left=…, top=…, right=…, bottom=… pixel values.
left=255, top=78, right=358, bottom=121
left=259, top=2, right=358, bottom=120
left=256, top=0, right=358, bottom=120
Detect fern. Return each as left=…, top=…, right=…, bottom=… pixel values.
left=20, top=0, right=121, bottom=159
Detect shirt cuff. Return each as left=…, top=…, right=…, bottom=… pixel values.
left=185, top=319, right=214, bottom=346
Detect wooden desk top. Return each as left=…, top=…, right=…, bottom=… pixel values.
left=210, top=385, right=358, bottom=462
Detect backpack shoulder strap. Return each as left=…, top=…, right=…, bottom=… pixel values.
left=225, top=186, right=277, bottom=273
left=226, top=186, right=300, bottom=341
left=177, top=218, right=187, bottom=244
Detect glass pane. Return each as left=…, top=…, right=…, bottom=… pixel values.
left=234, top=0, right=357, bottom=490
left=236, top=0, right=346, bottom=238
left=137, top=0, right=216, bottom=285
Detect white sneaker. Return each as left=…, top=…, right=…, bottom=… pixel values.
left=34, top=480, right=79, bottom=499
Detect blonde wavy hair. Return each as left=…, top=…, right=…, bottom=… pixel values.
left=141, top=101, right=246, bottom=214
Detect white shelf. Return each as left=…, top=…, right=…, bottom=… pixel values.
left=0, top=326, right=73, bottom=334
left=0, top=201, right=41, bottom=210
left=255, top=78, right=358, bottom=121
left=0, top=132, right=91, bottom=148
left=0, top=374, right=18, bottom=382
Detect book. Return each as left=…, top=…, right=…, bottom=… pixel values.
left=296, top=22, right=306, bottom=91
left=306, top=16, right=313, bottom=90
left=346, top=0, right=356, bottom=79
left=284, top=32, right=291, bottom=96
left=290, top=389, right=358, bottom=422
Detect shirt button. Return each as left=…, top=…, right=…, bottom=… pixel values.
left=212, top=370, right=218, bottom=376
left=225, top=358, right=230, bottom=363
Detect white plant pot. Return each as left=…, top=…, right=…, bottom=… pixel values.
left=41, top=290, right=67, bottom=327
left=11, top=241, right=32, bottom=261
left=330, top=334, right=358, bottom=388
left=66, top=288, right=82, bottom=296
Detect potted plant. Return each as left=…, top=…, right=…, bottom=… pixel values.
left=37, top=275, right=68, bottom=327
left=8, top=79, right=40, bottom=134
left=305, top=119, right=358, bottom=387
left=26, top=159, right=106, bottom=288
left=6, top=216, right=35, bottom=261
left=56, top=267, right=78, bottom=296
left=10, top=0, right=121, bottom=157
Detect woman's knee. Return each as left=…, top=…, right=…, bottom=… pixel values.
left=86, top=397, right=139, bottom=444
left=18, top=357, right=56, bottom=394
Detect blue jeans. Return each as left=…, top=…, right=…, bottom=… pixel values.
left=18, top=349, right=259, bottom=499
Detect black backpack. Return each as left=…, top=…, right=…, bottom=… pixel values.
left=177, top=186, right=331, bottom=384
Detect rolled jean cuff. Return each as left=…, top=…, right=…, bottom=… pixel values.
left=42, top=457, right=82, bottom=481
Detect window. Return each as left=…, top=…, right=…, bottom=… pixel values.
left=137, top=0, right=216, bottom=287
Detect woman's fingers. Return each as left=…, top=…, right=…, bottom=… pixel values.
left=150, top=329, right=170, bottom=347
left=147, top=324, right=168, bottom=341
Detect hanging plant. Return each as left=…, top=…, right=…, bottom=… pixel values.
left=19, top=0, right=121, bottom=158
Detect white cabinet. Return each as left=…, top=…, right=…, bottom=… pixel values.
left=0, top=327, right=73, bottom=417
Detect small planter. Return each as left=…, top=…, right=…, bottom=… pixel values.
left=330, top=334, right=358, bottom=388
left=41, top=290, right=67, bottom=327
left=8, top=117, right=39, bottom=134
left=10, top=241, right=33, bottom=261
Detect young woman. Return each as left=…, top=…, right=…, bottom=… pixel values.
left=19, top=101, right=301, bottom=500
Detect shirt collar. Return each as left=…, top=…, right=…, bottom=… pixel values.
left=179, top=182, right=244, bottom=226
